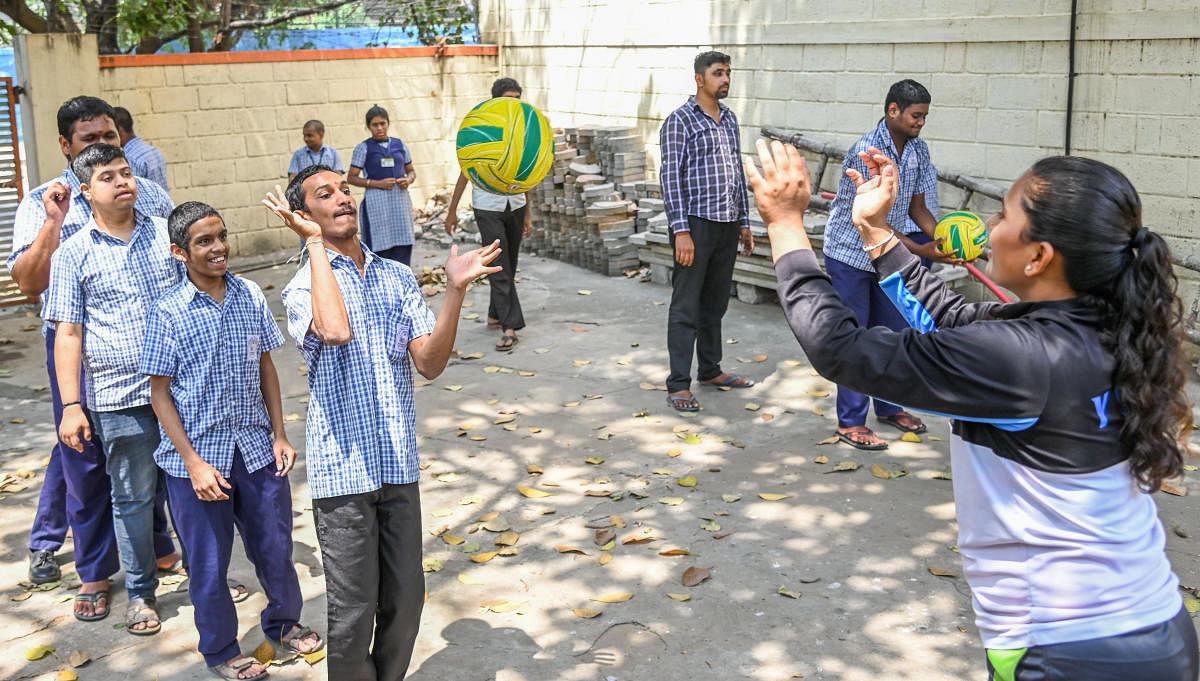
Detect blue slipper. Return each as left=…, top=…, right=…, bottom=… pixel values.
left=667, top=394, right=700, bottom=412
left=700, top=375, right=755, bottom=388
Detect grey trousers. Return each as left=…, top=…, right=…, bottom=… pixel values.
left=313, top=483, right=424, bottom=681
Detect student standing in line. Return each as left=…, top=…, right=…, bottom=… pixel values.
left=113, top=106, right=170, bottom=192
left=288, top=120, right=344, bottom=182
left=444, top=77, right=533, bottom=352
left=747, top=138, right=1199, bottom=681
left=820, top=79, right=959, bottom=450
left=46, top=143, right=182, bottom=635
left=143, top=201, right=321, bottom=680
left=265, top=165, right=500, bottom=680
left=659, top=51, right=756, bottom=413
left=7, top=96, right=177, bottom=618
left=347, top=105, right=417, bottom=266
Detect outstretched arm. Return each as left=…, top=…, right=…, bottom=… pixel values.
left=408, top=240, right=502, bottom=378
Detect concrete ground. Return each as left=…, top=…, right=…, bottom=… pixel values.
left=1, top=240, right=1197, bottom=681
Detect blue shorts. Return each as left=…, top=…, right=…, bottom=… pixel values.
left=987, top=604, right=1199, bottom=681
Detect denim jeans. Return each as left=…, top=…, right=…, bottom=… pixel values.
left=89, top=404, right=162, bottom=600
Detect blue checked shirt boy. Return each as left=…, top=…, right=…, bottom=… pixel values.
left=282, top=248, right=435, bottom=499
left=823, top=118, right=937, bottom=272
left=141, top=274, right=285, bottom=478
left=44, top=213, right=182, bottom=410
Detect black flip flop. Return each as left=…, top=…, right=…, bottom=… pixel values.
left=495, top=334, right=518, bottom=352
left=837, top=428, right=888, bottom=451
left=73, top=590, right=109, bottom=622
left=878, top=412, right=927, bottom=434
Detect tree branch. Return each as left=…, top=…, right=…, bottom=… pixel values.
left=0, top=0, right=48, bottom=33
left=151, top=0, right=358, bottom=51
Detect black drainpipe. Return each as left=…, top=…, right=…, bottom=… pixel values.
left=1065, top=0, right=1078, bottom=155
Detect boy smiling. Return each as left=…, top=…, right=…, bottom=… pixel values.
left=141, top=201, right=320, bottom=679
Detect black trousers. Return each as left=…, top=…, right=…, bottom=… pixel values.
left=475, top=205, right=525, bottom=331
left=313, top=483, right=424, bottom=681
left=667, top=215, right=740, bottom=392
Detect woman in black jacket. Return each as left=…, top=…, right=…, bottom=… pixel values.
left=745, top=138, right=1198, bottom=681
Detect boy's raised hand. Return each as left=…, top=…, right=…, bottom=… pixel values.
left=262, top=184, right=321, bottom=240
left=744, top=139, right=812, bottom=228
left=445, top=240, right=502, bottom=293
left=846, top=147, right=899, bottom=231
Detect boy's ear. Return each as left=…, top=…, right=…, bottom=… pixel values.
left=169, top=242, right=189, bottom=264
left=79, top=182, right=92, bottom=202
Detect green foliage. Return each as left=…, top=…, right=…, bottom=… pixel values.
left=382, top=0, right=476, bottom=46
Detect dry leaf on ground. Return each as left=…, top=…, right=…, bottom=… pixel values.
left=556, top=545, right=587, bottom=555
left=592, top=592, right=634, bottom=603
left=517, top=485, right=554, bottom=498
left=928, top=566, right=958, bottom=577
left=681, top=566, right=711, bottom=587
left=594, top=529, right=616, bottom=545
left=778, top=586, right=803, bottom=599
left=825, top=461, right=859, bottom=473
left=573, top=608, right=602, bottom=618
left=900, top=432, right=922, bottom=443
left=758, top=493, right=790, bottom=501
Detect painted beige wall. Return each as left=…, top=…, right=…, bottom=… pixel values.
left=482, top=0, right=1200, bottom=256
left=98, top=53, right=498, bottom=255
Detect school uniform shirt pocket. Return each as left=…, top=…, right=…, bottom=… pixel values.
left=386, top=310, right=411, bottom=363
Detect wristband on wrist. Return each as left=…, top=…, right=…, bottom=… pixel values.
left=305, top=237, right=324, bottom=248
left=861, top=232, right=897, bottom=252
left=62, top=400, right=80, bottom=408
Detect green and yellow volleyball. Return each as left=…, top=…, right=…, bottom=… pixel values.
left=455, top=97, right=553, bottom=195
left=935, top=211, right=988, bottom=261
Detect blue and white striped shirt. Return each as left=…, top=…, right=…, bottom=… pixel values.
left=288, top=145, right=344, bottom=176
left=823, top=119, right=936, bottom=272
left=140, top=273, right=285, bottom=478
left=281, top=246, right=436, bottom=498
left=43, top=213, right=183, bottom=411
left=123, top=137, right=170, bottom=192
left=659, top=96, right=749, bottom=233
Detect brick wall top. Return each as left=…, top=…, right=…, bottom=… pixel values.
left=99, top=44, right=498, bottom=69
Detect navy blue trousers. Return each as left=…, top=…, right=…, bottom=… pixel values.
left=166, top=450, right=302, bottom=667
left=32, top=328, right=177, bottom=572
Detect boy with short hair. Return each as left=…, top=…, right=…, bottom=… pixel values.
left=141, top=201, right=321, bottom=680
left=264, top=165, right=501, bottom=680
left=288, top=120, right=344, bottom=181
left=45, top=142, right=182, bottom=634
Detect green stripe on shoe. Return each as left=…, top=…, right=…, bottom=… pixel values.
left=987, top=648, right=1027, bottom=681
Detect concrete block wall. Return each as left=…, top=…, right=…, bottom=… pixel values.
left=97, top=48, right=499, bottom=256
left=482, top=0, right=1200, bottom=258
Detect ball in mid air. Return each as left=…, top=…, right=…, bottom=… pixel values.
left=935, top=211, right=988, bottom=261
left=455, top=97, right=553, bottom=195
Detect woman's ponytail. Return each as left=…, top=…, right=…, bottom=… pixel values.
left=1023, top=156, right=1191, bottom=492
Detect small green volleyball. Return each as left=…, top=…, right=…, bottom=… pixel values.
left=455, top=97, right=553, bottom=195
left=935, top=211, right=988, bottom=261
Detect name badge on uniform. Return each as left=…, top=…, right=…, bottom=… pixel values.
left=380, top=157, right=396, bottom=168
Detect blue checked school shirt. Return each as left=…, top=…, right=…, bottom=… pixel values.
left=823, top=118, right=937, bottom=272
left=7, top=168, right=174, bottom=333
left=288, top=145, right=345, bottom=175
left=351, top=139, right=415, bottom=251
left=123, top=137, right=170, bottom=192
left=43, top=213, right=183, bottom=411
left=281, top=245, right=436, bottom=499
left=140, top=273, right=285, bottom=479
left=659, top=96, right=750, bottom=233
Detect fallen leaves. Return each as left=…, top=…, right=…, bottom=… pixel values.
left=592, top=592, right=633, bottom=603
left=744, top=402, right=760, bottom=411
left=495, top=531, right=520, bottom=546
left=517, top=485, right=554, bottom=498
left=422, top=558, right=443, bottom=573
left=1160, top=481, right=1188, bottom=496
left=928, top=566, right=958, bottom=578
left=681, top=567, right=711, bottom=587
left=677, top=475, right=697, bottom=487
left=666, top=593, right=691, bottom=601
left=556, top=545, right=588, bottom=555
left=758, top=493, right=791, bottom=501
left=824, top=461, right=860, bottom=473
left=457, top=572, right=483, bottom=585
left=26, top=645, right=55, bottom=661
left=870, top=463, right=907, bottom=479
left=659, top=549, right=690, bottom=556
left=659, top=497, right=684, bottom=506
left=573, top=608, right=602, bottom=618
left=777, top=586, right=803, bottom=599
left=584, top=457, right=605, bottom=465
left=444, top=385, right=463, bottom=392
left=721, top=493, right=741, bottom=503
left=931, top=471, right=953, bottom=480
left=480, top=599, right=526, bottom=614
left=900, top=432, right=922, bottom=443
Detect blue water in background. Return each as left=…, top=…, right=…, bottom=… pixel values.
left=0, top=26, right=479, bottom=141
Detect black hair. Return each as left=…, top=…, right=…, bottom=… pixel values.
left=285, top=164, right=334, bottom=212
left=885, top=79, right=931, bottom=115
left=303, top=119, right=325, bottom=133
left=364, top=105, right=389, bottom=127
left=112, top=106, right=134, bottom=135
left=694, top=51, right=731, bottom=75
left=1021, top=155, right=1192, bottom=492
left=167, top=201, right=223, bottom=251
left=57, top=95, right=116, bottom=140
left=70, top=142, right=126, bottom=185
left=491, top=77, right=522, bottom=98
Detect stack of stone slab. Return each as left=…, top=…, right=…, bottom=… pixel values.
left=525, top=126, right=666, bottom=276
